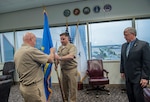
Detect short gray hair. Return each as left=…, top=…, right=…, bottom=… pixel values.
left=124, top=27, right=137, bottom=36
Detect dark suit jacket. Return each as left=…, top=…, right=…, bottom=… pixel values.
left=120, top=38, right=150, bottom=83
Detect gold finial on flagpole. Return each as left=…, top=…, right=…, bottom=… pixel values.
left=77, top=19, right=80, bottom=28
left=66, top=17, right=68, bottom=33
left=43, top=6, right=47, bottom=14
left=66, top=18, right=68, bottom=30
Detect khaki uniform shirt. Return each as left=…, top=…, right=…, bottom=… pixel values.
left=58, top=43, right=77, bottom=70
left=14, top=44, right=49, bottom=86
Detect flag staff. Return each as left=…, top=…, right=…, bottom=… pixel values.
left=54, top=41, right=65, bottom=102
left=54, top=59, right=65, bottom=102
left=66, top=17, right=68, bottom=33
left=65, top=17, right=72, bottom=43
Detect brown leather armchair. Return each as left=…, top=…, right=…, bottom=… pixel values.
left=0, top=61, right=15, bottom=85
left=86, top=59, right=110, bottom=97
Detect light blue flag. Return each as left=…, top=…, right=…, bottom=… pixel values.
left=73, top=25, right=87, bottom=82
left=41, top=11, right=53, bottom=101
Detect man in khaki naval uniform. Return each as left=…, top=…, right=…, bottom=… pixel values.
left=14, top=32, right=55, bottom=102
left=56, top=33, right=77, bottom=102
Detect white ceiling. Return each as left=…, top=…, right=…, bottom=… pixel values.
left=0, top=0, right=84, bottom=14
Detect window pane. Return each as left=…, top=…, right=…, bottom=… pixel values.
left=135, top=18, right=150, bottom=44
left=89, top=20, right=132, bottom=60
left=0, top=32, right=14, bottom=62
left=50, top=26, right=66, bottom=49
left=15, top=29, right=43, bottom=50
left=15, top=27, right=67, bottom=50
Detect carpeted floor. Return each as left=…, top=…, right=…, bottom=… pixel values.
left=8, top=84, right=128, bottom=102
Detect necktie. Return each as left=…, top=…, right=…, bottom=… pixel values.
left=126, top=42, right=131, bottom=57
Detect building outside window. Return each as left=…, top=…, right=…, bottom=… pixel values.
left=135, top=18, right=150, bottom=44
left=88, top=20, right=132, bottom=60
left=0, top=32, right=14, bottom=62
left=0, top=18, right=150, bottom=63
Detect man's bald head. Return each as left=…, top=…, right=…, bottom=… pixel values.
left=23, top=32, right=36, bottom=47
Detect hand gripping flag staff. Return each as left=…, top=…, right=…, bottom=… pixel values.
left=41, top=9, right=53, bottom=101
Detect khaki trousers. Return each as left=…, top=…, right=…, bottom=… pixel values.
left=61, top=68, right=77, bottom=102
left=20, top=79, right=46, bottom=102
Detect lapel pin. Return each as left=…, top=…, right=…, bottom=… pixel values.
left=134, top=43, right=137, bottom=47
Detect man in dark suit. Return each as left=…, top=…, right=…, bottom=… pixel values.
left=120, top=27, right=150, bottom=102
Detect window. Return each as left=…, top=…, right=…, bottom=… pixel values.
left=15, top=27, right=68, bottom=51
left=15, top=29, right=43, bottom=50
left=135, top=18, right=150, bottom=44
left=0, top=32, right=14, bottom=62
left=89, top=20, right=132, bottom=60
left=1, top=18, right=150, bottom=63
